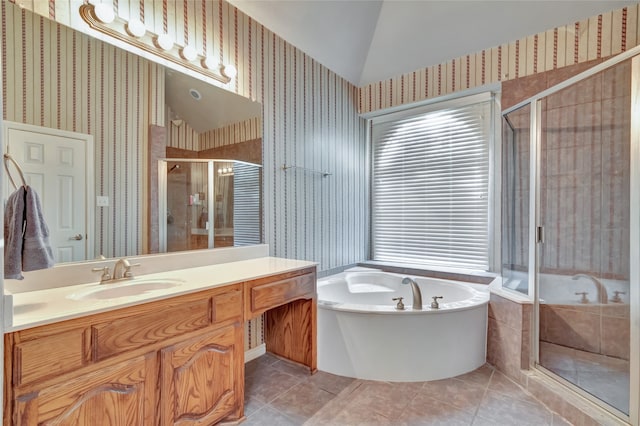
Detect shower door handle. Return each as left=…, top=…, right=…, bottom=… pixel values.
left=536, top=226, right=545, bottom=244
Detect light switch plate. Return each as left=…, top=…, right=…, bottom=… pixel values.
left=96, top=196, right=109, bottom=207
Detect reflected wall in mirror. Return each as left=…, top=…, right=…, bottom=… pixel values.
left=2, top=2, right=262, bottom=264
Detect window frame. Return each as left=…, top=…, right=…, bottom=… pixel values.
left=365, top=88, right=502, bottom=273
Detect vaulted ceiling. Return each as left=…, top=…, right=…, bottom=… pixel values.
left=229, top=0, right=638, bottom=86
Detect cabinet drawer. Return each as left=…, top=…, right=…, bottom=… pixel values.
left=92, top=299, right=211, bottom=361
left=14, top=328, right=89, bottom=387
left=246, top=270, right=316, bottom=318
left=212, top=287, right=243, bottom=324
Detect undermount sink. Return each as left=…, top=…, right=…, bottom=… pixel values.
left=67, top=278, right=185, bottom=301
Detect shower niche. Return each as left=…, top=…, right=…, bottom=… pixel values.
left=159, top=159, right=262, bottom=253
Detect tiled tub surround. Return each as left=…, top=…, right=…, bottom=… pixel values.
left=487, top=290, right=630, bottom=425
left=540, top=303, right=630, bottom=360
left=487, top=291, right=533, bottom=382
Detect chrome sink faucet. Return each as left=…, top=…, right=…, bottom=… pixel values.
left=572, top=273, right=608, bottom=304
left=401, top=277, right=423, bottom=310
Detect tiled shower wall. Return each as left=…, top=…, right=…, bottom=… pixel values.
left=540, top=60, right=630, bottom=279
left=489, top=59, right=632, bottom=421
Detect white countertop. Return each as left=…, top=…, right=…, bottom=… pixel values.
left=5, top=257, right=316, bottom=333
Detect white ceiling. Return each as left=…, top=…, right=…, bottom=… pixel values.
left=165, top=70, right=262, bottom=133
left=230, top=0, right=638, bottom=86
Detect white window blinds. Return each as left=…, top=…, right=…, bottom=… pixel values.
left=371, top=97, right=493, bottom=270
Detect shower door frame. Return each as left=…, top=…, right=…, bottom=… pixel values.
left=158, top=158, right=216, bottom=253
left=503, top=46, right=640, bottom=425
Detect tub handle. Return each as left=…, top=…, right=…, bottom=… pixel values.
left=431, top=296, right=443, bottom=309
left=611, top=291, right=626, bottom=303
left=575, top=291, right=589, bottom=304
left=392, top=297, right=405, bottom=310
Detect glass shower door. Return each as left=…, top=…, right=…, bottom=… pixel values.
left=501, top=104, right=531, bottom=295
left=536, top=60, right=631, bottom=415
left=160, top=159, right=263, bottom=253
left=165, top=160, right=211, bottom=252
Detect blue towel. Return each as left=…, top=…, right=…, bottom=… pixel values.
left=4, top=186, right=55, bottom=279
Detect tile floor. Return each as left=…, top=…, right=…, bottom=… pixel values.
left=243, top=354, right=570, bottom=425
left=540, top=341, right=630, bottom=415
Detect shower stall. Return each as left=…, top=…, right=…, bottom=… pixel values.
left=502, top=51, right=639, bottom=423
left=158, top=159, right=262, bottom=252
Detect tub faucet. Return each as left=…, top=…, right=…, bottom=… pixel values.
left=572, top=273, right=608, bottom=304
left=401, top=277, right=423, bottom=310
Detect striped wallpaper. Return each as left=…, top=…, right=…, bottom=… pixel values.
left=2, top=1, right=164, bottom=259
left=200, top=116, right=261, bottom=151
left=359, top=4, right=640, bottom=113
left=166, top=115, right=262, bottom=153
left=6, top=1, right=637, bottom=274
left=9, top=0, right=370, bottom=275
left=6, top=0, right=637, bottom=355
left=167, top=106, right=200, bottom=151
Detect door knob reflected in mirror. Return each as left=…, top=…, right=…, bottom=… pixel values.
left=69, top=234, right=84, bottom=241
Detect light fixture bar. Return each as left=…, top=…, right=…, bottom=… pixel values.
left=79, top=4, right=234, bottom=85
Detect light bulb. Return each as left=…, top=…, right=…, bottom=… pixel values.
left=125, top=19, right=146, bottom=37
left=180, top=45, right=198, bottom=62
left=154, top=34, right=174, bottom=51
left=93, top=3, right=116, bottom=24
left=221, top=63, right=237, bottom=79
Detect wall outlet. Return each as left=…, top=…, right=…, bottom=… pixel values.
left=96, top=196, right=109, bottom=207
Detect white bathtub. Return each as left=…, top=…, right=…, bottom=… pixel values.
left=317, top=268, right=490, bottom=382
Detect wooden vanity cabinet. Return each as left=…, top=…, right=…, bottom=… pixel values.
left=245, top=267, right=317, bottom=372
left=160, top=324, right=242, bottom=425
left=4, top=283, right=244, bottom=426
left=13, top=352, right=157, bottom=425
left=4, top=265, right=318, bottom=425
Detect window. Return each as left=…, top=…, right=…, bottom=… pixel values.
left=371, top=93, right=495, bottom=270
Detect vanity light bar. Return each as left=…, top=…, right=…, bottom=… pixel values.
left=80, top=4, right=235, bottom=85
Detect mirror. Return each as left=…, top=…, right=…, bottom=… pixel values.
left=161, top=158, right=262, bottom=252
left=2, top=2, right=262, bottom=265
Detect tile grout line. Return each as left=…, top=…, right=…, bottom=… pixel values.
left=470, top=367, right=494, bottom=423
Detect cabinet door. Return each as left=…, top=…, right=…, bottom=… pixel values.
left=160, top=324, right=243, bottom=426
left=13, top=353, right=156, bottom=425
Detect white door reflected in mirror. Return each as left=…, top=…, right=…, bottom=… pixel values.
left=3, top=121, right=95, bottom=263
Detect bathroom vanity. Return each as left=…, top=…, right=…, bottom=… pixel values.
left=2, top=257, right=317, bottom=425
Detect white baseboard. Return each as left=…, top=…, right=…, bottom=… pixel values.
left=244, top=343, right=266, bottom=363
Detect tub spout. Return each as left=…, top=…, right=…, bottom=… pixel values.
left=572, top=273, right=608, bottom=304
left=401, top=277, right=423, bottom=310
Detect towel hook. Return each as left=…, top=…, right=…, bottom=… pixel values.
left=3, top=154, right=27, bottom=190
